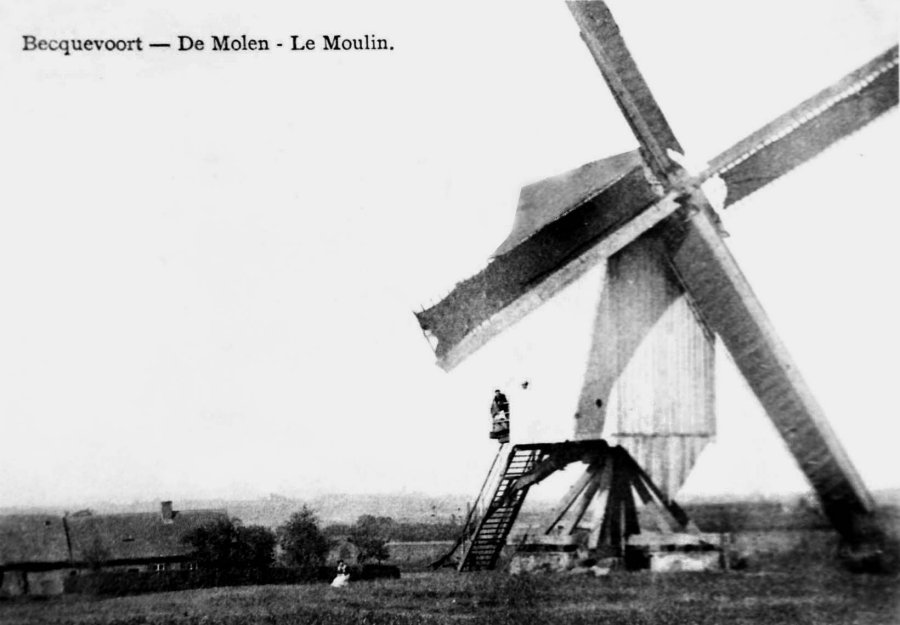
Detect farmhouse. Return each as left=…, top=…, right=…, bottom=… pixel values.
left=0, top=502, right=227, bottom=597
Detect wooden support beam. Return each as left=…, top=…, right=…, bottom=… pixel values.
left=511, top=444, right=606, bottom=493
left=588, top=461, right=614, bottom=549
left=622, top=482, right=640, bottom=538
left=511, top=456, right=568, bottom=493
left=630, top=469, right=680, bottom=534
left=624, top=449, right=690, bottom=529
left=542, top=464, right=598, bottom=534
left=604, top=467, right=624, bottom=553
left=568, top=460, right=606, bottom=531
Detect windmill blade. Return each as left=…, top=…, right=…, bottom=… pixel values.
left=567, top=0, right=683, bottom=180
left=703, top=46, right=898, bottom=207
left=416, top=162, right=679, bottom=370
left=661, top=202, right=875, bottom=542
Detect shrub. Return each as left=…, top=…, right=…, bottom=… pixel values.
left=181, top=518, right=276, bottom=571
left=63, top=567, right=336, bottom=597
left=348, top=515, right=393, bottom=563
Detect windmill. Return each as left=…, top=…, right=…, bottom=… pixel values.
left=416, top=1, right=898, bottom=572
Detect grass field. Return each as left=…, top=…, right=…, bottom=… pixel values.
left=2, top=566, right=898, bottom=625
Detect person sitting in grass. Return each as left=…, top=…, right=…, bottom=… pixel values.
left=331, top=559, right=350, bottom=588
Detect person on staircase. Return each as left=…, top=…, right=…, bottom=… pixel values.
left=490, top=389, right=510, bottom=441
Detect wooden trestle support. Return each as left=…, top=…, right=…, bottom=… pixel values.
left=435, top=439, right=711, bottom=572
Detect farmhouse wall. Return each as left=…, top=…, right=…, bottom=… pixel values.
left=1, top=570, right=26, bottom=596
left=0, top=569, right=72, bottom=597
left=25, top=570, right=67, bottom=596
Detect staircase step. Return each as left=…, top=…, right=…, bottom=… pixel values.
left=458, top=444, right=550, bottom=571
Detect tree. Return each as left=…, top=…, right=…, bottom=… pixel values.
left=234, top=524, right=277, bottom=570
left=347, top=515, right=393, bottom=563
left=182, top=517, right=276, bottom=571
left=276, top=506, right=331, bottom=574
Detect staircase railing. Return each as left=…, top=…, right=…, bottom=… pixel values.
left=430, top=443, right=509, bottom=569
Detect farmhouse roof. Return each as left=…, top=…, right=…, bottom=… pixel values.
left=66, top=508, right=228, bottom=563
left=0, top=515, right=70, bottom=565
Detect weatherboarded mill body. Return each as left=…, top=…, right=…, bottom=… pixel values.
left=582, top=234, right=715, bottom=498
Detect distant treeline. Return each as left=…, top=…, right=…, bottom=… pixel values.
left=320, top=500, right=846, bottom=538
left=682, top=501, right=830, bottom=532
left=324, top=518, right=463, bottom=542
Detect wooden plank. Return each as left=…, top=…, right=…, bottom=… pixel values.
left=661, top=205, right=875, bottom=541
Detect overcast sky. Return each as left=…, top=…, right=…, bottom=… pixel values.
left=0, top=0, right=897, bottom=507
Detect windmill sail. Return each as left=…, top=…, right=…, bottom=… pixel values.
left=566, top=0, right=682, bottom=180
left=706, top=47, right=899, bottom=207
left=659, top=204, right=876, bottom=539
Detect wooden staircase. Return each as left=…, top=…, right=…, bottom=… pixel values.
left=457, top=445, right=545, bottom=571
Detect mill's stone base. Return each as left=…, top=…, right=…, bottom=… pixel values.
left=626, top=532, right=724, bottom=572
left=510, top=531, right=724, bottom=574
